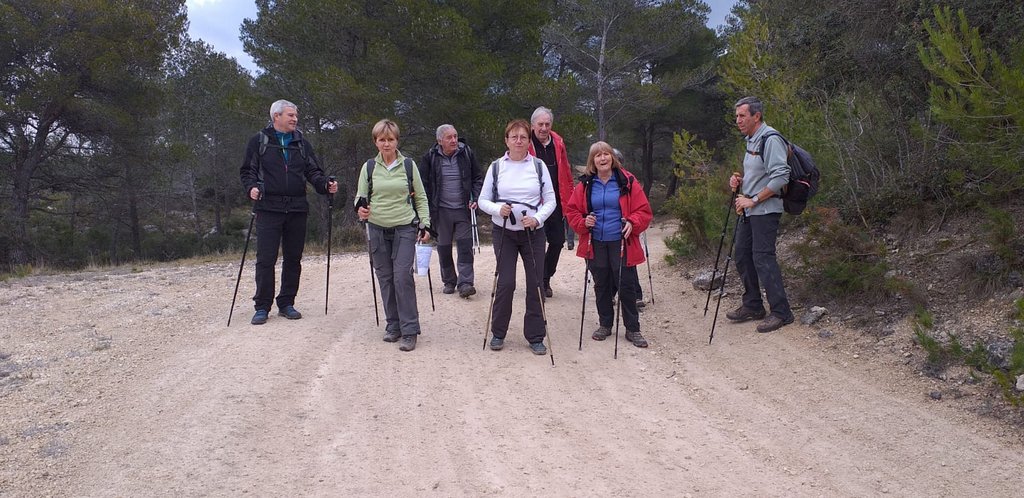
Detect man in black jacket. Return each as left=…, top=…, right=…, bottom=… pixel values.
left=240, top=99, right=337, bottom=325
left=419, top=124, right=483, bottom=298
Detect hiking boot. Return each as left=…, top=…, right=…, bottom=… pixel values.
left=399, top=335, right=417, bottom=351
left=625, top=330, right=649, bottom=348
left=489, top=337, right=504, bottom=351
left=383, top=329, right=401, bottom=342
left=458, top=284, right=477, bottom=298
left=543, top=285, right=553, bottom=298
left=756, top=315, right=794, bottom=333
left=592, top=326, right=612, bottom=341
left=567, top=240, right=575, bottom=250
left=726, top=306, right=766, bottom=323
left=251, top=309, right=269, bottom=325
left=278, top=305, right=302, bottom=320
left=442, top=283, right=456, bottom=294
left=529, top=342, right=547, bottom=355
left=636, top=299, right=646, bottom=309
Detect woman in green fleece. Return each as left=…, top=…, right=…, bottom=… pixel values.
left=354, top=119, right=432, bottom=352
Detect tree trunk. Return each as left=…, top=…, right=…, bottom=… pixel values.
left=641, top=123, right=655, bottom=197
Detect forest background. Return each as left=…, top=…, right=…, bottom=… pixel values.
left=2, top=0, right=1022, bottom=298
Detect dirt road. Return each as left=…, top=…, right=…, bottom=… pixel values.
left=1, top=224, right=1021, bottom=496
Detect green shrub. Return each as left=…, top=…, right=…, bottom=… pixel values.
left=791, top=211, right=894, bottom=300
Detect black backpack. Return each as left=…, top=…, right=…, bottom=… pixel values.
left=490, top=156, right=546, bottom=211
left=755, top=131, right=820, bottom=215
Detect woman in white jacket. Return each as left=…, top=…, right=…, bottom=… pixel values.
left=478, top=119, right=557, bottom=355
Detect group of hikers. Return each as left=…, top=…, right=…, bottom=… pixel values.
left=238, top=96, right=795, bottom=353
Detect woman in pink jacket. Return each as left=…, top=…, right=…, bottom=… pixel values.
left=565, top=141, right=653, bottom=347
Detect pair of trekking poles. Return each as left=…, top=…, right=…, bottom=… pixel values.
left=227, top=177, right=437, bottom=327
left=228, top=177, right=343, bottom=327
left=705, top=176, right=743, bottom=344
left=573, top=217, right=656, bottom=359
left=481, top=206, right=555, bottom=365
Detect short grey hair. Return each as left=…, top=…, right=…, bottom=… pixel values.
left=270, top=99, right=297, bottom=120
left=531, top=106, right=553, bottom=124
left=734, top=96, right=763, bottom=119
left=435, top=124, right=456, bottom=141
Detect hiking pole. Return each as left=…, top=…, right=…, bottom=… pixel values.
left=228, top=181, right=262, bottom=327
left=614, top=218, right=627, bottom=359
left=709, top=211, right=743, bottom=345
left=420, top=229, right=436, bottom=312
left=470, top=196, right=480, bottom=254
left=578, top=213, right=595, bottom=351
left=357, top=197, right=380, bottom=327
left=523, top=210, right=554, bottom=366
left=483, top=208, right=511, bottom=350
left=641, top=231, right=654, bottom=305
left=704, top=175, right=741, bottom=316
left=325, top=176, right=335, bottom=315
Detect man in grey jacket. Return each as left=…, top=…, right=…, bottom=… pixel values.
left=727, top=96, right=794, bottom=333
left=419, top=124, right=483, bottom=298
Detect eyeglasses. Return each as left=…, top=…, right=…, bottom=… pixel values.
left=506, top=135, right=529, bottom=142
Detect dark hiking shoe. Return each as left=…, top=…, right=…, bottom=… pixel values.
left=625, top=330, right=649, bottom=348
left=592, top=326, right=612, bottom=341
left=756, top=315, right=794, bottom=333
left=489, top=337, right=504, bottom=351
left=442, top=284, right=456, bottom=294
left=636, top=299, right=646, bottom=309
left=543, top=285, right=553, bottom=298
left=458, top=285, right=477, bottom=298
left=726, top=306, right=766, bottom=323
left=383, top=330, right=401, bottom=342
left=251, top=309, right=269, bottom=325
left=399, top=335, right=417, bottom=351
left=567, top=240, right=575, bottom=250
left=529, top=342, right=547, bottom=355
left=278, top=306, right=302, bottom=320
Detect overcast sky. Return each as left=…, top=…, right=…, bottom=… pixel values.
left=186, top=0, right=738, bottom=74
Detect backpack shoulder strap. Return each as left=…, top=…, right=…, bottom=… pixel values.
left=534, top=157, right=546, bottom=200
left=491, top=158, right=500, bottom=202
left=757, top=131, right=789, bottom=158
left=403, top=157, right=415, bottom=196
left=365, top=159, right=375, bottom=202
left=259, top=132, right=269, bottom=156
left=583, top=175, right=595, bottom=215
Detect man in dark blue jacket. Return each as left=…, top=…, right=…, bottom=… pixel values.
left=419, top=124, right=483, bottom=298
left=240, top=99, right=337, bottom=325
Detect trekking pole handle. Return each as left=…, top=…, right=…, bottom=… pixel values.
left=327, top=176, right=336, bottom=206
left=255, top=181, right=264, bottom=201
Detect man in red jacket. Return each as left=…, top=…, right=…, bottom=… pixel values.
left=528, top=106, right=574, bottom=298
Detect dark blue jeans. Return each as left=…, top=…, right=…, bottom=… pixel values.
left=733, top=213, right=793, bottom=320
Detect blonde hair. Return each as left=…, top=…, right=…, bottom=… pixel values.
left=584, top=141, right=621, bottom=175
left=372, top=119, right=400, bottom=140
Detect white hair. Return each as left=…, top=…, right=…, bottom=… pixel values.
left=270, top=99, right=297, bottom=120
left=436, top=124, right=456, bottom=141
left=531, top=106, right=553, bottom=124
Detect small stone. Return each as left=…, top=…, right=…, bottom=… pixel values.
left=801, top=306, right=828, bottom=325
left=817, top=329, right=834, bottom=339
left=853, top=354, right=860, bottom=359
left=1016, top=374, right=1024, bottom=392
left=929, top=391, right=942, bottom=400
left=692, top=270, right=724, bottom=291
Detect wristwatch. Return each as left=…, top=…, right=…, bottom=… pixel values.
left=751, top=194, right=760, bottom=205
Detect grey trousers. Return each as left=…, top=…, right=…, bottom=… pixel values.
left=368, top=224, right=421, bottom=336
left=436, top=207, right=475, bottom=288
left=734, top=213, right=793, bottom=321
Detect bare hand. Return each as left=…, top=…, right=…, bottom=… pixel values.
left=729, top=173, right=742, bottom=191
left=522, top=216, right=539, bottom=230
left=585, top=214, right=596, bottom=228
left=418, top=230, right=431, bottom=243
left=735, top=197, right=756, bottom=211
left=499, top=204, right=512, bottom=219
left=622, top=220, right=633, bottom=239
left=358, top=206, right=370, bottom=221
left=249, top=187, right=261, bottom=200
left=468, top=201, right=478, bottom=210
left=327, top=181, right=338, bottom=194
